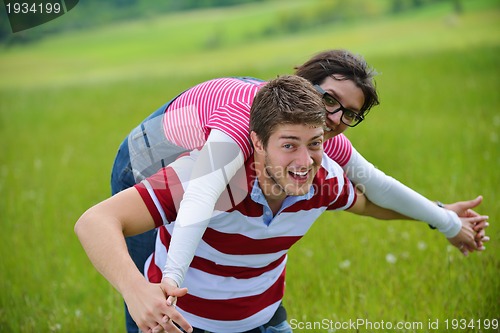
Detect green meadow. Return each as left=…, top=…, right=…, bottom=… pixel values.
left=1, top=0, right=499, bottom=332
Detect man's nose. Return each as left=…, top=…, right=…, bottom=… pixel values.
left=294, top=146, right=314, bottom=167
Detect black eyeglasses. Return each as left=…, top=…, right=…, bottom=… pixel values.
left=314, top=85, right=364, bottom=127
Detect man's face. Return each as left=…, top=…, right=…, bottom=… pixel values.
left=319, top=75, right=365, bottom=140
left=252, top=124, right=324, bottom=199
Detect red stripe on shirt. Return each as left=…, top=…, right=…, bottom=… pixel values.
left=134, top=166, right=184, bottom=227
left=154, top=226, right=289, bottom=279
left=202, top=228, right=302, bottom=255
left=189, top=254, right=287, bottom=279
left=147, top=252, right=163, bottom=283
left=176, top=268, right=286, bottom=321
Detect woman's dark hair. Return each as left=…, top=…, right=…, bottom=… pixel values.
left=295, top=49, right=379, bottom=115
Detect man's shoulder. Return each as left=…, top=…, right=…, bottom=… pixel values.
left=308, top=153, right=354, bottom=209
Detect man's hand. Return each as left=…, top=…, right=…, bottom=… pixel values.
left=443, top=196, right=490, bottom=256
left=447, top=215, right=489, bottom=256
left=122, top=279, right=192, bottom=333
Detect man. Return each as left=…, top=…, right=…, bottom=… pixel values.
left=76, top=75, right=488, bottom=333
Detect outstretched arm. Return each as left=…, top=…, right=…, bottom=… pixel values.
left=343, top=147, right=461, bottom=236
left=342, top=147, right=489, bottom=254
left=74, top=189, right=192, bottom=333
left=345, top=188, right=489, bottom=256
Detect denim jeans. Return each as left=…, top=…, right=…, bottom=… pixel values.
left=262, top=320, right=293, bottom=333
left=188, top=302, right=291, bottom=333
left=188, top=320, right=292, bottom=333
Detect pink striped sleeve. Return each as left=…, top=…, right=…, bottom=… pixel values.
left=323, top=134, right=353, bottom=167
left=207, top=102, right=253, bottom=159
left=205, top=83, right=261, bottom=160
left=163, top=78, right=262, bottom=159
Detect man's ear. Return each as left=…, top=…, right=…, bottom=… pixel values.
left=250, top=131, right=264, bottom=154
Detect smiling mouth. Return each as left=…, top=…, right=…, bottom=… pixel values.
left=289, top=170, right=309, bottom=181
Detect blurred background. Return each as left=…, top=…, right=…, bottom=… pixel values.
left=1, top=0, right=499, bottom=332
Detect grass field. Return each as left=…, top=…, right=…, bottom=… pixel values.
left=0, top=0, right=499, bottom=332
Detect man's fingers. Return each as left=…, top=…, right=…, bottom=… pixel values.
left=475, top=229, right=485, bottom=241
left=164, top=320, right=183, bottom=333
left=141, top=316, right=169, bottom=333
left=148, top=313, right=192, bottom=333
left=140, top=324, right=157, bottom=333
left=151, top=324, right=165, bottom=333
left=169, top=310, right=193, bottom=333
left=478, top=236, right=490, bottom=249
left=474, top=221, right=489, bottom=232
left=150, top=317, right=170, bottom=333
left=463, top=239, right=478, bottom=251
left=457, top=244, right=469, bottom=256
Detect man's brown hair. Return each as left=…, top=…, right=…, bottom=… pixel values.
left=249, top=75, right=325, bottom=148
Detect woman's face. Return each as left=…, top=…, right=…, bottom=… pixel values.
left=319, top=75, right=365, bottom=140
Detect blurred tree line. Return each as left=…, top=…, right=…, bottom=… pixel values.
left=0, top=0, right=264, bottom=44
left=391, top=0, right=462, bottom=13
left=0, top=0, right=463, bottom=45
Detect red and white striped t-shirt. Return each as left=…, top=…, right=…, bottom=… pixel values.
left=162, top=77, right=353, bottom=166
left=135, top=153, right=356, bottom=332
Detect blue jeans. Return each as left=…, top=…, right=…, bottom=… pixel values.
left=189, top=320, right=292, bottom=333
left=188, top=302, right=291, bottom=333
left=262, top=321, right=293, bottom=333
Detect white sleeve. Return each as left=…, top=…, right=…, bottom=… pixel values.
left=162, top=129, right=245, bottom=287
left=343, top=147, right=461, bottom=238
